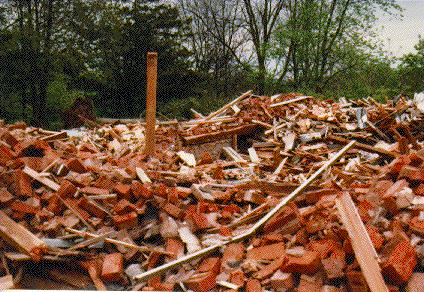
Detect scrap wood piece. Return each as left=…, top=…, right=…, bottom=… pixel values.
left=248, top=147, right=260, bottom=163
left=191, top=184, right=214, bottom=201
left=40, top=131, right=68, bottom=142
left=183, top=124, right=260, bottom=145
left=65, top=228, right=172, bottom=255
left=177, top=151, right=196, bottom=167
left=67, top=231, right=115, bottom=251
left=327, top=134, right=399, bottom=158
left=335, top=192, right=388, bottom=292
left=23, top=166, right=60, bottom=191
left=188, top=90, right=252, bottom=131
left=0, top=210, right=48, bottom=261
left=136, top=167, right=151, bottom=183
left=223, top=146, right=247, bottom=163
left=133, top=141, right=355, bottom=282
left=270, top=95, right=311, bottom=108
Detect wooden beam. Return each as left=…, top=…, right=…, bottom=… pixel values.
left=270, top=95, right=311, bottom=107
left=144, top=52, right=158, bottom=156
left=335, top=192, right=388, bottom=292
left=0, top=210, right=48, bottom=261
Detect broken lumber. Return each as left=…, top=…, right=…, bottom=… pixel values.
left=144, top=52, right=158, bottom=156
left=335, top=192, right=388, bottom=292
left=0, top=210, right=48, bottom=261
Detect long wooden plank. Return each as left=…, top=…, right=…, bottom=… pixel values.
left=23, top=166, right=60, bottom=191
left=270, top=95, right=311, bottom=108
left=133, top=141, right=355, bottom=282
left=335, top=192, right=388, bottom=292
left=0, top=211, right=48, bottom=261
left=327, top=134, right=399, bottom=158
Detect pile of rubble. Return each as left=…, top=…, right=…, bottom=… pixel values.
left=0, top=91, right=424, bottom=291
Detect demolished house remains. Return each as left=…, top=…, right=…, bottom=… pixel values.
left=1, top=91, right=424, bottom=291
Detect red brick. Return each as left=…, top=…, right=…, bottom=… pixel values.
left=219, top=226, right=232, bottom=236
left=382, top=239, right=417, bottom=285
left=64, top=198, right=91, bottom=221
left=307, top=239, right=341, bottom=259
left=114, top=199, right=137, bottom=215
left=198, top=152, right=213, bottom=165
left=366, top=225, right=384, bottom=251
left=57, top=180, right=77, bottom=198
left=66, top=158, right=87, bottom=173
left=13, top=169, right=32, bottom=197
left=357, top=199, right=374, bottom=222
left=245, top=279, right=262, bottom=292
left=112, top=212, right=138, bottom=229
left=0, top=188, right=14, bottom=204
left=229, top=269, right=245, bottom=286
left=114, top=183, right=132, bottom=200
left=414, top=184, right=424, bottom=196
left=47, top=195, right=64, bottom=214
left=409, top=217, right=424, bottom=236
left=281, top=250, right=320, bottom=275
left=270, top=271, right=294, bottom=290
left=263, top=203, right=298, bottom=233
left=246, top=242, right=285, bottom=261
left=321, top=256, right=345, bottom=279
left=175, top=186, right=192, bottom=199
left=297, top=274, right=324, bottom=292
left=93, top=175, right=114, bottom=190
left=131, top=181, right=152, bottom=199
left=10, top=200, right=39, bottom=214
left=165, top=238, right=184, bottom=260
left=222, top=243, right=245, bottom=268
left=185, top=257, right=221, bottom=292
left=0, top=130, right=18, bottom=147
left=0, top=145, right=14, bottom=165
left=101, top=253, right=123, bottom=282
left=79, top=186, right=109, bottom=196
left=254, top=258, right=285, bottom=280
left=388, top=155, right=411, bottom=174
left=346, top=270, right=368, bottom=291
left=186, top=211, right=210, bottom=230
left=78, top=197, right=107, bottom=219
left=163, top=203, right=184, bottom=219
left=154, top=183, right=169, bottom=198
left=399, top=165, right=424, bottom=181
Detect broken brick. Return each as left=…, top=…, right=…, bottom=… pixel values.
left=13, top=169, right=33, bottom=197
left=229, top=269, right=245, bottom=287
left=270, top=271, right=294, bottom=290
left=114, top=183, right=132, bottom=200
left=78, top=197, right=107, bottom=219
left=112, top=212, right=138, bottom=229
left=281, top=250, right=320, bottom=275
left=66, top=158, right=87, bottom=173
left=162, top=202, right=184, bottom=219
left=101, top=253, right=123, bottom=282
left=366, top=225, right=384, bottom=251
left=254, top=258, right=285, bottom=280
left=114, top=199, right=137, bottom=215
left=247, top=242, right=285, bottom=261
left=382, top=239, right=417, bottom=285
left=57, top=180, right=77, bottom=198
left=131, top=181, right=152, bottom=199
left=263, top=203, right=298, bottom=233
left=245, top=279, right=262, bottom=292
left=0, top=188, right=14, bottom=204
left=222, top=243, right=245, bottom=268
left=185, top=257, right=221, bottom=292
left=165, top=238, right=184, bottom=260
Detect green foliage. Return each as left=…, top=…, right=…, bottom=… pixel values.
left=398, top=37, right=424, bottom=95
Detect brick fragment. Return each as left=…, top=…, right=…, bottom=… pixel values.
left=131, top=181, right=152, bottom=199
left=281, top=250, right=320, bottom=275
left=222, top=243, right=245, bottom=268
left=80, top=186, right=109, bottom=196
left=186, top=211, right=210, bottom=230
left=57, top=180, right=77, bottom=198
left=165, top=238, right=184, bottom=260
left=245, top=279, right=262, bottom=292
left=10, top=200, right=39, bottom=214
left=346, top=270, right=368, bottom=291
left=114, top=183, right=132, bottom=200
left=366, top=225, right=384, bottom=251
left=101, top=253, right=123, bottom=282
left=410, top=217, right=424, bottom=236
left=269, top=271, right=294, bottom=290
left=198, top=152, right=213, bottom=165
left=112, top=212, right=138, bottom=229
left=114, top=199, right=137, bottom=215
left=13, top=169, right=33, bottom=197
left=78, top=197, right=107, bottom=218
left=66, top=158, right=87, bottom=173
left=382, top=239, right=416, bottom=285
left=185, top=257, right=221, bottom=292
left=163, top=202, right=184, bottom=219
left=246, top=242, right=285, bottom=261
left=229, top=269, right=245, bottom=287
left=0, top=188, right=14, bottom=204
left=254, top=258, right=285, bottom=280
left=297, top=273, right=323, bottom=292
left=0, top=130, right=18, bottom=147
left=263, top=203, right=298, bottom=233
left=399, top=165, right=424, bottom=181
left=0, top=145, right=14, bottom=165
left=321, top=256, right=345, bottom=279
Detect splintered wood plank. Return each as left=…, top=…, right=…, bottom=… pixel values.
left=335, top=192, right=388, bottom=292
left=0, top=210, right=48, bottom=261
left=136, top=167, right=151, bottom=183
left=177, top=151, right=196, bottom=167
left=248, top=147, right=260, bottom=163
left=270, top=95, right=311, bottom=107
left=144, top=52, right=158, bottom=156
left=223, top=147, right=247, bottom=163
left=23, top=166, right=60, bottom=191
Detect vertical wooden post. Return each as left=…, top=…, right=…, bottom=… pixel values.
left=144, top=52, right=158, bottom=156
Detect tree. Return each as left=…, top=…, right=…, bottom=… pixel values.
left=398, top=37, right=424, bottom=95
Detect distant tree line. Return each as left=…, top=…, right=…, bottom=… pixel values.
left=0, top=0, right=422, bottom=128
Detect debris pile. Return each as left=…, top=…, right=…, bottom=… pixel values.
left=0, top=92, right=424, bottom=291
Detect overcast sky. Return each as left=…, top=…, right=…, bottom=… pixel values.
left=377, top=0, right=424, bottom=57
